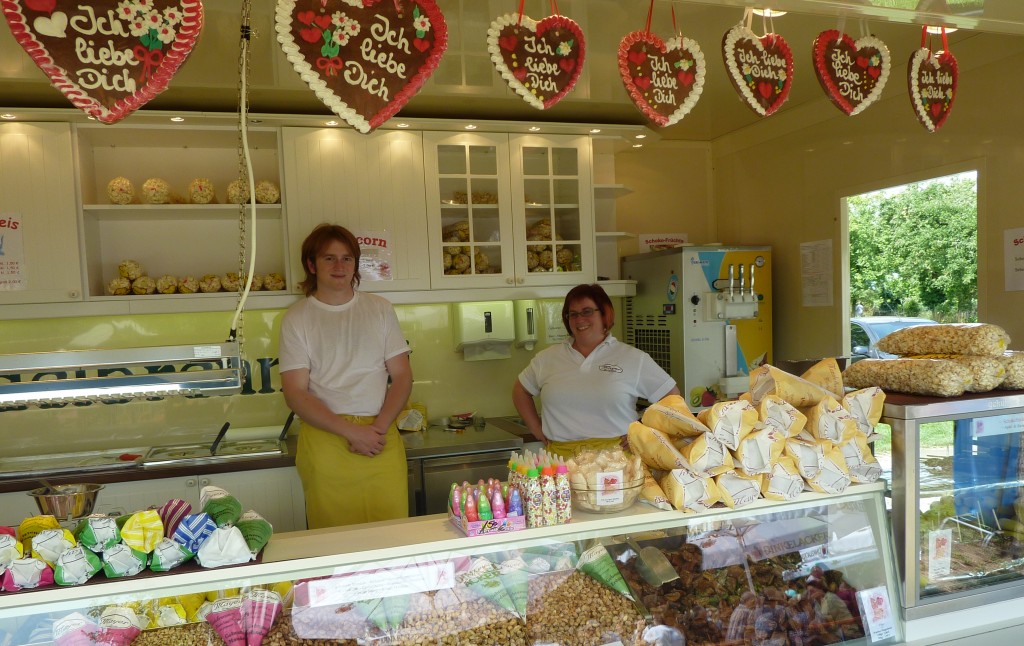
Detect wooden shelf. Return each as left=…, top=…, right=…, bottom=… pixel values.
left=596, top=231, right=636, bottom=241
left=594, top=183, right=633, bottom=199
left=82, top=204, right=282, bottom=221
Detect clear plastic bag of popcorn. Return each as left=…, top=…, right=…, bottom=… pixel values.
left=877, top=323, right=1009, bottom=357
left=843, top=357, right=972, bottom=397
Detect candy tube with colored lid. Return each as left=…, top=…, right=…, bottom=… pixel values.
left=477, top=488, right=493, bottom=521
left=555, top=457, right=572, bottom=525
left=524, top=464, right=543, bottom=528
left=463, top=491, right=479, bottom=522
left=540, top=463, right=557, bottom=526
left=491, top=486, right=507, bottom=519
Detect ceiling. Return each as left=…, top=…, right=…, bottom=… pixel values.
left=1, top=0, right=1022, bottom=140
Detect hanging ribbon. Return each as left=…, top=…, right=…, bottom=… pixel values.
left=133, top=46, right=164, bottom=82
left=921, top=25, right=951, bottom=54
left=317, top=56, right=343, bottom=76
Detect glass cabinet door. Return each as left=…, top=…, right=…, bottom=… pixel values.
left=510, top=134, right=595, bottom=286
left=424, top=133, right=515, bottom=289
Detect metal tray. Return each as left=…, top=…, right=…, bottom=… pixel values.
left=0, top=448, right=146, bottom=479
left=142, top=439, right=284, bottom=467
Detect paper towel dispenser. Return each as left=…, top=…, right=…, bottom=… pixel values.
left=514, top=300, right=539, bottom=350
left=452, top=301, right=514, bottom=361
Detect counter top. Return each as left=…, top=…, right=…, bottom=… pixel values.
left=0, top=424, right=524, bottom=494
left=401, top=422, right=523, bottom=459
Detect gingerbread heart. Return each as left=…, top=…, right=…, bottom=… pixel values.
left=487, top=13, right=585, bottom=110
left=618, top=31, right=705, bottom=127
left=1, top=0, right=203, bottom=124
left=908, top=47, right=958, bottom=132
left=721, top=25, right=793, bottom=117
left=276, top=0, right=447, bottom=133
left=812, top=30, right=890, bottom=116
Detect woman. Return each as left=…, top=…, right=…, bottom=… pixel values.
left=279, top=224, right=412, bottom=528
left=513, top=283, right=679, bottom=458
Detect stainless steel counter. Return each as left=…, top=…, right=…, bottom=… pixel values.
left=400, top=422, right=523, bottom=459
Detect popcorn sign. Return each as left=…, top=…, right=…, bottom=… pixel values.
left=0, top=213, right=25, bottom=291
left=276, top=0, right=448, bottom=133
left=1, top=0, right=204, bottom=123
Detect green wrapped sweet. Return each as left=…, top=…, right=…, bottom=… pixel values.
left=200, top=486, right=242, bottom=528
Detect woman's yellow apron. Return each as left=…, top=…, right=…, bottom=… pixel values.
left=296, top=415, right=408, bottom=529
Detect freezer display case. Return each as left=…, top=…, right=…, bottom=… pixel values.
left=886, top=390, right=1024, bottom=620
left=0, top=484, right=901, bottom=645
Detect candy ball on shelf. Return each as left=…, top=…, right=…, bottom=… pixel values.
left=221, top=272, right=242, bottom=292
left=226, top=179, right=250, bottom=204
left=132, top=275, right=156, bottom=295
left=255, top=180, right=280, bottom=204
left=156, top=275, right=178, bottom=294
left=118, top=259, right=143, bottom=281
left=107, top=277, right=130, bottom=295
left=141, top=178, right=172, bottom=204
left=188, top=178, right=215, bottom=204
left=249, top=273, right=264, bottom=291
left=199, top=274, right=222, bottom=293
left=106, top=177, right=135, bottom=205
left=178, top=276, right=199, bottom=294
left=264, top=272, right=285, bottom=291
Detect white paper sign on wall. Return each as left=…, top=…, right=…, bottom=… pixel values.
left=1005, top=226, right=1024, bottom=291
left=0, top=213, right=25, bottom=291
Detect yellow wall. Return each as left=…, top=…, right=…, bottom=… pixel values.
left=619, top=36, right=1024, bottom=360
left=1, top=298, right=625, bottom=458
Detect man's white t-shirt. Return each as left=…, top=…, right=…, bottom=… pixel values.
left=517, top=335, right=676, bottom=442
left=278, top=291, right=409, bottom=416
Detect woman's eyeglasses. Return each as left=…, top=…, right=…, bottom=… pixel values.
left=566, top=307, right=598, bottom=320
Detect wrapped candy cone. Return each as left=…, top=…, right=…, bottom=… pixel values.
left=205, top=596, right=245, bottom=646
left=455, top=557, right=520, bottom=618
left=243, top=589, right=283, bottom=646
left=576, top=545, right=634, bottom=599
left=496, top=557, right=531, bottom=617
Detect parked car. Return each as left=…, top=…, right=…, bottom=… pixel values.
left=850, top=316, right=938, bottom=360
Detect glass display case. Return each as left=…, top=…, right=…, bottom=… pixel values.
left=885, top=390, right=1024, bottom=620
left=0, top=484, right=902, bottom=645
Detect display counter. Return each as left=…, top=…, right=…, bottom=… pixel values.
left=885, top=389, right=1024, bottom=621
left=0, top=484, right=902, bottom=645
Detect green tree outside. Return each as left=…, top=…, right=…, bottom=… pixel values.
left=848, top=173, right=978, bottom=322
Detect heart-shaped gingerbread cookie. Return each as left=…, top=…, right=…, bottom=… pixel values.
left=908, top=47, right=958, bottom=132
left=1, top=0, right=203, bottom=124
left=487, top=13, right=585, bottom=110
left=618, top=30, right=705, bottom=128
left=276, top=0, right=447, bottom=133
left=722, top=25, right=793, bottom=117
left=812, top=29, right=890, bottom=116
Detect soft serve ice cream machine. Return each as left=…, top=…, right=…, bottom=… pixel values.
left=622, top=246, right=772, bottom=410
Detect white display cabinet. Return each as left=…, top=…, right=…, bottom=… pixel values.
left=74, top=124, right=288, bottom=308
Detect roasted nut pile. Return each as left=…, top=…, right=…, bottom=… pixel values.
left=134, top=621, right=226, bottom=645
left=526, top=571, right=644, bottom=646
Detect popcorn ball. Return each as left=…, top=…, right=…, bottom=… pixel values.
left=177, top=276, right=199, bottom=294
left=198, top=274, right=222, bottom=293
left=132, top=276, right=156, bottom=295
left=221, top=272, right=241, bottom=292
left=156, top=275, right=178, bottom=294
left=106, top=177, right=135, bottom=205
left=254, top=180, right=280, bottom=204
left=141, top=178, right=171, bottom=204
left=249, top=273, right=264, bottom=291
left=107, top=277, right=130, bottom=295
left=118, top=259, right=143, bottom=281
left=263, top=272, right=285, bottom=291
left=226, top=179, right=250, bottom=204
left=187, top=178, right=215, bottom=204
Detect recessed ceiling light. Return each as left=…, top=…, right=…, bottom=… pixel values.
left=635, top=134, right=647, bottom=139
left=926, top=26, right=957, bottom=35
left=325, top=120, right=339, bottom=126
left=632, top=144, right=643, bottom=148
left=752, top=9, right=787, bottom=18
left=529, top=126, right=541, bottom=132
left=249, top=118, right=263, bottom=124
left=0, top=114, right=16, bottom=120
left=465, top=124, right=477, bottom=130
left=589, top=128, right=601, bottom=134
left=170, top=116, right=185, bottom=122
left=396, top=123, right=410, bottom=128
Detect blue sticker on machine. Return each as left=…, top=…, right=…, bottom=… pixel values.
left=667, top=272, right=678, bottom=302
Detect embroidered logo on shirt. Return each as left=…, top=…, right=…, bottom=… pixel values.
left=598, top=363, right=623, bottom=373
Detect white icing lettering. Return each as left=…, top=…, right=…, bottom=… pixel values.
left=359, top=35, right=407, bottom=79
left=75, top=38, right=137, bottom=67
left=523, top=35, right=554, bottom=56
left=369, top=15, right=410, bottom=55
left=76, top=67, right=136, bottom=92
left=652, top=88, right=677, bottom=105
left=69, top=6, right=130, bottom=37
left=343, top=60, right=389, bottom=100
left=524, top=55, right=559, bottom=77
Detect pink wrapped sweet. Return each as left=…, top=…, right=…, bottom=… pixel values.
left=254, top=180, right=280, bottom=204
left=226, top=179, right=250, bottom=204
left=141, top=178, right=171, bottom=204
left=178, top=276, right=199, bottom=294
left=106, top=177, right=135, bottom=205
left=188, top=178, right=215, bottom=204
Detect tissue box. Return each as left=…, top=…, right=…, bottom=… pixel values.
left=447, top=509, right=525, bottom=537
